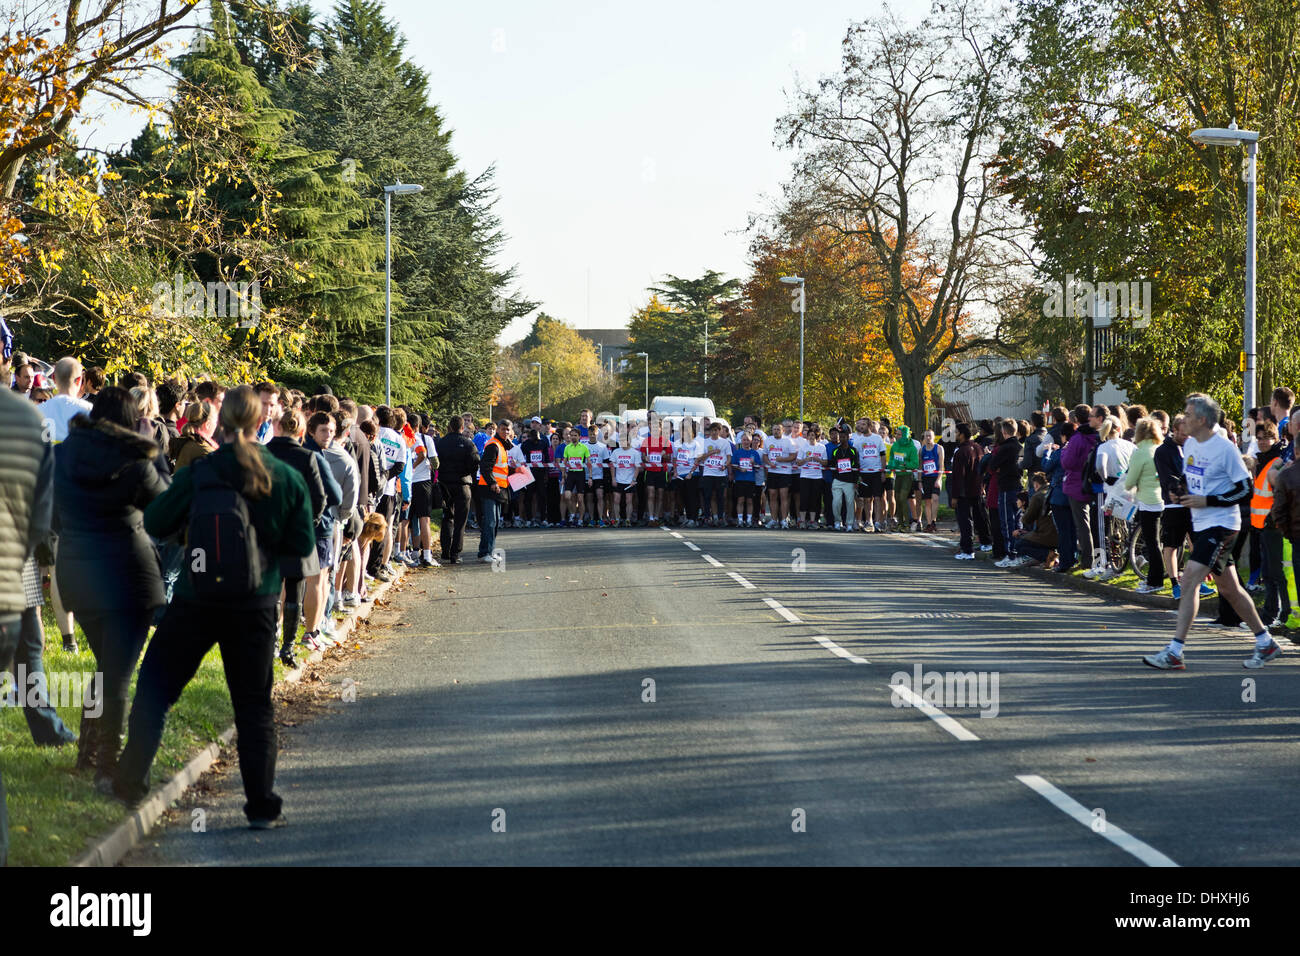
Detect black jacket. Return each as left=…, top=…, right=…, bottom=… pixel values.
left=53, top=416, right=171, bottom=613
left=950, top=439, right=982, bottom=499
left=435, top=432, right=481, bottom=485
left=1152, top=435, right=1185, bottom=505
left=989, top=436, right=1023, bottom=489
left=265, top=436, right=328, bottom=522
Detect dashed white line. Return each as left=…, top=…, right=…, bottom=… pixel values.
left=888, top=682, right=980, bottom=741
left=762, top=598, right=869, bottom=664
left=701, top=554, right=724, bottom=568
left=1015, top=774, right=1179, bottom=867
left=683, top=541, right=701, bottom=552
left=726, top=571, right=756, bottom=589
left=668, top=531, right=683, bottom=539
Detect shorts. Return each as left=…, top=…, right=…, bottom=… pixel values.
left=767, top=472, right=792, bottom=490
left=530, top=467, right=549, bottom=487
left=615, top=482, right=637, bottom=495
left=921, top=475, right=940, bottom=497
left=315, top=533, right=335, bottom=570
left=883, top=475, right=895, bottom=492
left=1189, top=525, right=1237, bottom=575
left=409, top=480, right=434, bottom=520
left=564, top=473, right=588, bottom=495
left=1159, top=506, right=1192, bottom=549
left=734, top=481, right=759, bottom=502
left=646, top=470, right=667, bottom=489
left=859, top=471, right=884, bottom=497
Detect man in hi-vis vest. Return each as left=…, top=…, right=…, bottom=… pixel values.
left=476, top=420, right=516, bottom=563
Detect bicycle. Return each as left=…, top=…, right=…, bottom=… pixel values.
left=1129, top=512, right=1192, bottom=582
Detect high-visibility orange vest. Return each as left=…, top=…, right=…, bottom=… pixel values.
left=1250, top=461, right=1276, bottom=529
left=477, top=436, right=510, bottom=489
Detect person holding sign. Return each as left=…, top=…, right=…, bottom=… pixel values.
left=1143, top=393, right=1282, bottom=671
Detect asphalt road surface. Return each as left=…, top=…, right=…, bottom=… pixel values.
left=124, top=525, right=1300, bottom=866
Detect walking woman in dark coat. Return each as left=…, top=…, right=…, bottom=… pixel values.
left=54, top=386, right=170, bottom=788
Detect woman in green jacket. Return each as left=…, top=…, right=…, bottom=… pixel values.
left=1124, top=417, right=1166, bottom=593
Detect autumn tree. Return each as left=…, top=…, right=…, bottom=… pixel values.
left=499, top=313, right=603, bottom=420
left=777, top=1, right=1020, bottom=434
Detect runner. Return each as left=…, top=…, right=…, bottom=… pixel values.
left=764, top=421, right=796, bottom=528
left=608, top=437, right=642, bottom=526
left=520, top=419, right=550, bottom=527
left=730, top=433, right=762, bottom=526
left=584, top=424, right=610, bottom=526
left=853, top=418, right=887, bottom=531
left=561, top=425, right=590, bottom=527
left=919, top=430, right=944, bottom=532
left=886, top=424, right=919, bottom=531
left=829, top=428, right=859, bottom=530
left=698, top=422, right=730, bottom=526
left=797, top=422, right=827, bottom=529
left=546, top=427, right=566, bottom=526
left=1143, top=393, right=1282, bottom=670
left=641, top=416, right=673, bottom=525
left=672, top=420, right=700, bottom=527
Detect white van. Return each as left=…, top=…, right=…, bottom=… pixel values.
left=650, top=395, right=716, bottom=420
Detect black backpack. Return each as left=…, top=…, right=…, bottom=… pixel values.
left=186, top=455, right=265, bottom=599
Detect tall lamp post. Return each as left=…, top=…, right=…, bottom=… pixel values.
left=1190, top=121, right=1259, bottom=415
left=531, top=361, right=542, bottom=417
left=383, top=181, right=424, bottom=406
left=635, top=351, right=649, bottom=410
left=780, top=275, right=806, bottom=420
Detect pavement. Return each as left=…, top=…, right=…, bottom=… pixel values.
left=123, top=525, right=1300, bottom=866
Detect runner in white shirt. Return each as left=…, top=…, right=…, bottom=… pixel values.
left=696, top=422, right=731, bottom=526
left=764, top=421, right=798, bottom=528
left=609, top=443, right=642, bottom=527
left=672, top=432, right=700, bottom=527
left=584, top=427, right=610, bottom=527
left=796, top=422, right=828, bottom=529
left=852, top=418, right=888, bottom=531
left=1143, top=392, right=1280, bottom=671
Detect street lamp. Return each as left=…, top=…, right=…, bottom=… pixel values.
left=531, top=361, right=542, bottom=416
left=1190, top=121, right=1259, bottom=415
left=383, top=181, right=424, bottom=406
left=780, top=275, right=806, bottom=420
left=635, top=351, right=649, bottom=410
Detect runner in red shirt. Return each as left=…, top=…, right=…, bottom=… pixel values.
left=641, top=416, right=674, bottom=526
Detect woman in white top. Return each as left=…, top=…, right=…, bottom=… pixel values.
left=1086, top=416, right=1137, bottom=579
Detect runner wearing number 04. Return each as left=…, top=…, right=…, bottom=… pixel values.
left=1143, top=393, right=1284, bottom=671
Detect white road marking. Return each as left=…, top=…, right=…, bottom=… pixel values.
left=1015, top=774, right=1179, bottom=867
left=887, top=682, right=980, bottom=741
left=668, top=531, right=683, bottom=539
left=702, top=554, right=724, bottom=568
left=726, top=571, right=756, bottom=589
left=761, top=598, right=869, bottom=663
left=683, top=541, right=701, bottom=552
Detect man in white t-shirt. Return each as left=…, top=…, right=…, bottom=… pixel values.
left=1144, top=392, right=1281, bottom=671
left=672, top=433, right=700, bottom=526
left=763, top=421, right=798, bottom=528
left=40, top=356, right=92, bottom=443
left=696, top=422, right=730, bottom=526
left=851, top=418, right=888, bottom=531
left=609, top=442, right=642, bottom=527
left=584, top=427, right=610, bottom=526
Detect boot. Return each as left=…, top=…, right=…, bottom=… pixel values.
left=75, top=714, right=99, bottom=772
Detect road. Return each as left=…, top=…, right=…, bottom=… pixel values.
left=124, top=525, right=1300, bottom=866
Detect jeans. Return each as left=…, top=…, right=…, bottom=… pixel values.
left=117, top=600, right=281, bottom=821
left=1260, top=528, right=1290, bottom=624
left=998, top=489, right=1019, bottom=557
left=15, top=606, right=76, bottom=745
left=0, top=615, right=20, bottom=866
left=78, top=607, right=154, bottom=774
left=477, top=491, right=502, bottom=559
left=1051, top=501, right=1076, bottom=569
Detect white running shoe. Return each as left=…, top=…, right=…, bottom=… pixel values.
left=979, top=544, right=993, bottom=552
left=994, top=557, right=1012, bottom=568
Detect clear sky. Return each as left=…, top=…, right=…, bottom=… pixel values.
left=76, top=0, right=931, bottom=345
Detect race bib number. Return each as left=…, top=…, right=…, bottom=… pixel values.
left=739, top=458, right=753, bottom=472
left=893, top=453, right=906, bottom=466
left=1184, top=464, right=1205, bottom=495
left=568, top=458, right=585, bottom=471
left=706, top=455, right=725, bottom=469
left=923, top=460, right=938, bottom=475
left=768, top=448, right=780, bottom=464
left=647, top=452, right=662, bottom=465
left=837, top=458, right=852, bottom=473
left=530, top=451, right=543, bottom=465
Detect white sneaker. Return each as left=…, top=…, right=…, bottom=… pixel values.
left=835, top=522, right=844, bottom=531
left=954, top=552, right=975, bottom=560
left=1135, top=582, right=1163, bottom=594
left=979, top=544, right=993, bottom=552
left=994, top=557, right=1012, bottom=568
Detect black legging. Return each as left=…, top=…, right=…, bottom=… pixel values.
left=77, top=607, right=154, bottom=775
left=1138, top=510, right=1164, bottom=587
left=799, top=477, right=823, bottom=518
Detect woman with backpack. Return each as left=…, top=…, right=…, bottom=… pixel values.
left=54, top=387, right=171, bottom=789
left=113, top=385, right=315, bottom=828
